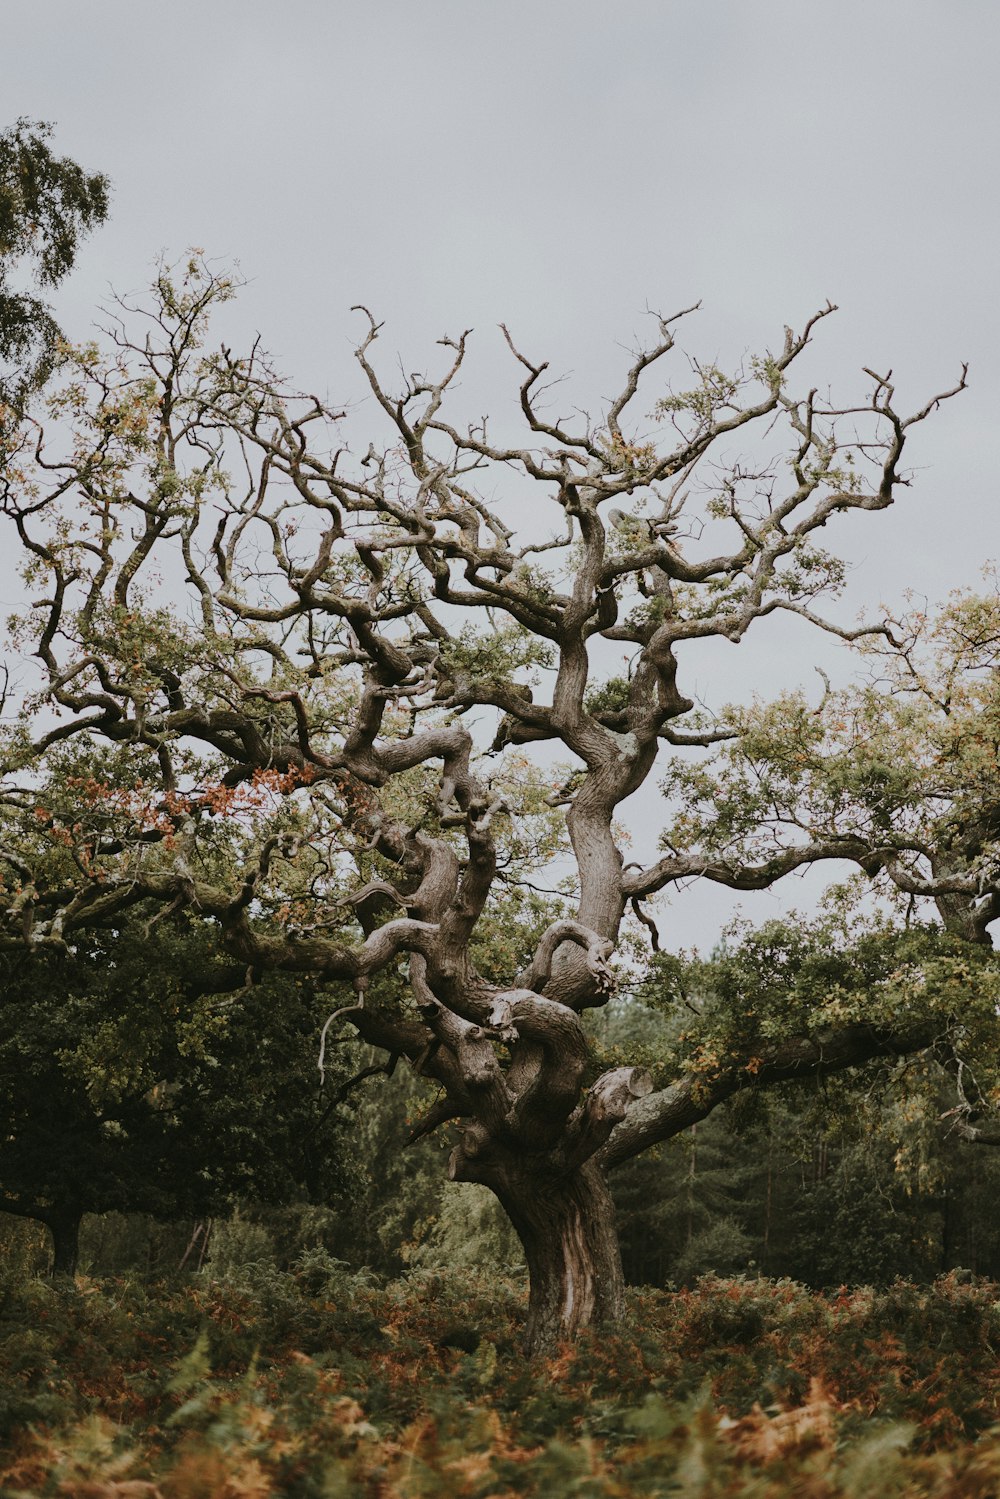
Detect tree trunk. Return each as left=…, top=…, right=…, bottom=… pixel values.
left=46, top=1208, right=82, bottom=1278
left=490, top=1159, right=625, bottom=1354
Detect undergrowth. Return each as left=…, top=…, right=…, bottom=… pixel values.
left=3, top=1260, right=1000, bottom=1494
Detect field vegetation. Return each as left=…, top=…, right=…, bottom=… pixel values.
left=8, top=1259, right=1000, bottom=1496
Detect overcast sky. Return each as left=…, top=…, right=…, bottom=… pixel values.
left=6, top=0, right=999, bottom=949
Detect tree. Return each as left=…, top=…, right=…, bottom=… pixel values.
left=0, top=257, right=969, bottom=1349
left=0, top=912, right=359, bottom=1275
left=0, top=118, right=110, bottom=415
left=657, top=585, right=1000, bottom=1139
left=660, top=586, right=1000, bottom=938
left=633, top=908, right=1000, bottom=1278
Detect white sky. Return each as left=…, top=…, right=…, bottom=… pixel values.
left=5, top=0, right=999, bottom=949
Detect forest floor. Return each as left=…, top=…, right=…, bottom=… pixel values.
left=2, top=1261, right=1000, bottom=1495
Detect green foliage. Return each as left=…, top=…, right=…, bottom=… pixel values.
left=672, top=1215, right=756, bottom=1286
left=659, top=587, right=1000, bottom=948
left=6, top=1270, right=1000, bottom=1493
left=438, top=620, right=553, bottom=682
left=597, top=921, right=1000, bottom=1294
left=640, top=910, right=1000, bottom=1092
left=308, top=1063, right=455, bottom=1277
left=584, top=674, right=632, bottom=719
left=0, top=913, right=360, bottom=1254
left=407, top=1182, right=523, bottom=1274
left=469, top=881, right=567, bottom=988
left=0, top=118, right=110, bottom=412
left=654, top=362, right=740, bottom=421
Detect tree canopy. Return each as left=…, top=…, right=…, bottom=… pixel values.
left=0, top=913, right=359, bottom=1273
left=0, top=118, right=109, bottom=415
left=0, top=254, right=977, bottom=1349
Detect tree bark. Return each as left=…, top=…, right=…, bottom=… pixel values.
left=45, top=1207, right=82, bottom=1278
left=489, top=1160, right=625, bottom=1354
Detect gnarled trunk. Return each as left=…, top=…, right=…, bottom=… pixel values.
left=491, top=1159, right=625, bottom=1354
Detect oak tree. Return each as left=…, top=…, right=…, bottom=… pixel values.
left=0, top=258, right=968, bottom=1349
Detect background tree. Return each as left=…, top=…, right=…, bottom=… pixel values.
left=657, top=585, right=1000, bottom=1136
left=0, top=257, right=968, bottom=1349
left=0, top=118, right=109, bottom=415
left=0, top=912, right=360, bottom=1274
left=617, top=909, right=1000, bottom=1286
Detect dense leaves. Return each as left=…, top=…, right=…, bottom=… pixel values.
left=0, top=915, right=359, bottom=1269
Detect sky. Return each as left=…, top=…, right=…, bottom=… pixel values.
left=5, top=0, right=999, bottom=949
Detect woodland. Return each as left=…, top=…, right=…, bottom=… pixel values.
left=4, top=119, right=1000, bottom=1493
